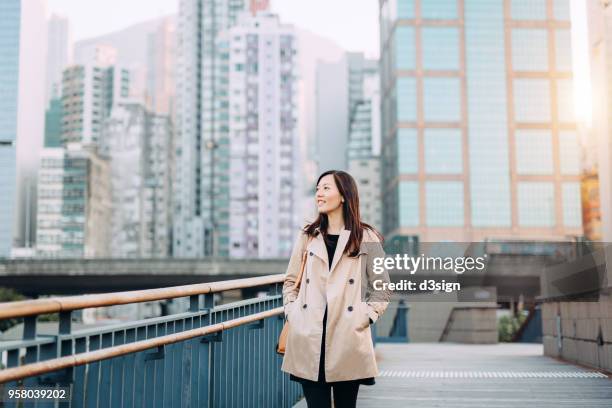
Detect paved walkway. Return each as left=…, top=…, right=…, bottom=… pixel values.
left=294, top=343, right=612, bottom=407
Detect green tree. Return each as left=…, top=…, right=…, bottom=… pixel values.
left=0, top=287, right=26, bottom=332
left=498, top=312, right=527, bottom=342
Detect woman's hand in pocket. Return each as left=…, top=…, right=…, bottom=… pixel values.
left=284, top=301, right=297, bottom=322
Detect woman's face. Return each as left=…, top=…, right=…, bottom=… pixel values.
left=315, top=174, right=343, bottom=214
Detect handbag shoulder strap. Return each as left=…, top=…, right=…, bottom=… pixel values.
left=293, top=235, right=312, bottom=292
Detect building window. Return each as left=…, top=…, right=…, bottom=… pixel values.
left=397, top=128, right=418, bottom=174
left=396, top=77, right=417, bottom=121
left=399, top=181, right=419, bottom=226
left=513, top=79, right=550, bottom=123
left=423, top=77, right=461, bottom=122
left=426, top=181, right=464, bottom=226
left=397, top=0, right=415, bottom=19
left=559, top=131, right=580, bottom=175
left=424, top=128, right=462, bottom=174
left=518, top=182, right=555, bottom=227
left=512, top=28, right=548, bottom=71
left=515, top=130, right=553, bottom=175
left=511, top=0, right=546, bottom=20
left=422, top=27, right=460, bottom=70
left=553, top=0, right=571, bottom=21
left=555, top=29, right=572, bottom=71
left=562, top=182, right=581, bottom=227
left=556, top=79, right=574, bottom=123
left=421, top=0, right=457, bottom=19
left=395, top=26, right=415, bottom=70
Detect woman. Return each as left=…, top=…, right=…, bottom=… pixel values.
left=281, top=170, right=392, bottom=408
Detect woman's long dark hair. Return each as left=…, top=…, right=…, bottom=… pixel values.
left=303, top=170, right=384, bottom=257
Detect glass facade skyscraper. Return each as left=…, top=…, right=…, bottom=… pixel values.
left=379, top=0, right=581, bottom=241
left=0, top=0, right=20, bottom=256
left=2, top=0, right=46, bottom=254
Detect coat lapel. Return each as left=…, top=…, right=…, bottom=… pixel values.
left=329, top=228, right=350, bottom=275
left=307, top=229, right=328, bottom=267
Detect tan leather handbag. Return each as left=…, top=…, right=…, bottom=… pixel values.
left=276, top=243, right=309, bottom=355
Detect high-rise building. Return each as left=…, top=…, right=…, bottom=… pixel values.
left=36, top=143, right=111, bottom=258
left=44, top=97, right=63, bottom=148
left=100, top=102, right=174, bottom=257
left=44, top=14, right=71, bottom=155
left=0, top=0, right=22, bottom=257
left=0, top=0, right=47, bottom=256
left=61, top=49, right=130, bottom=146
left=315, top=57, right=349, bottom=172
left=224, top=12, right=300, bottom=258
left=249, top=0, right=269, bottom=15
left=46, top=14, right=72, bottom=105
left=37, top=46, right=127, bottom=258
left=35, top=148, right=64, bottom=256
left=174, top=0, right=251, bottom=257
left=347, top=54, right=382, bottom=231
left=348, top=53, right=378, bottom=121
left=74, top=16, right=176, bottom=104
left=314, top=54, right=378, bottom=174
left=584, top=0, right=612, bottom=241
left=293, top=28, right=346, bottom=198
left=74, top=43, right=118, bottom=67
left=146, top=16, right=176, bottom=117
left=379, top=0, right=581, bottom=241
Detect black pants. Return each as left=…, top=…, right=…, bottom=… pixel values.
left=301, top=380, right=360, bottom=408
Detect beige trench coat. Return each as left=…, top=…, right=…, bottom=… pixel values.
left=280, top=227, right=391, bottom=382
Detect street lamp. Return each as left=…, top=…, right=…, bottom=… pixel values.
left=145, top=178, right=160, bottom=257
left=205, top=140, right=218, bottom=256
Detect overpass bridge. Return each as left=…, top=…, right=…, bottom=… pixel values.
left=0, top=252, right=554, bottom=301
left=0, top=258, right=288, bottom=295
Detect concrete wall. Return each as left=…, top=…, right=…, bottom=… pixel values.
left=408, top=298, right=498, bottom=343
left=443, top=307, right=499, bottom=344
left=542, top=294, right=612, bottom=371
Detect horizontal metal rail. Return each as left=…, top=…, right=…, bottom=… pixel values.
left=0, top=274, right=284, bottom=319
left=0, top=307, right=282, bottom=384
left=0, top=276, right=301, bottom=407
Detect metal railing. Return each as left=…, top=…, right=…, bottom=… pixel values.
left=373, top=300, right=409, bottom=343
left=0, top=275, right=302, bottom=407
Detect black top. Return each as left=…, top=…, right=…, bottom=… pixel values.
left=290, top=233, right=375, bottom=386
left=324, top=233, right=340, bottom=270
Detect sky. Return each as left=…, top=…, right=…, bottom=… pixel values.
left=47, top=0, right=178, bottom=40
left=270, top=0, right=379, bottom=58
left=47, top=0, right=380, bottom=57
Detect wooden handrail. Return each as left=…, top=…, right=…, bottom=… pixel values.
left=0, top=307, right=283, bottom=384
left=0, top=274, right=284, bottom=320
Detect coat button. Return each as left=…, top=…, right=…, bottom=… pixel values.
left=303, top=304, right=307, bottom=309
left=348, top=278, right=354, bottom=284
left=309, top=251, right=313, bottom=256
left=306, top=278, right=310, bottom=283
left=347, top=306, right=353, bottom=312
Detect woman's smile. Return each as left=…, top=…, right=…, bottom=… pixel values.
left=315, top=174, right=343, bottom=214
